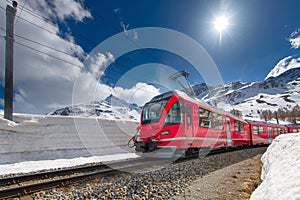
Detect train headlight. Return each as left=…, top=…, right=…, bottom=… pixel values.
left=161, top=130, right=170, bottom=135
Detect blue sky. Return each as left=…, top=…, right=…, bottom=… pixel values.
left=0, top=0, right=300, bottom=114
left=69, top=0, right=300, bottom=83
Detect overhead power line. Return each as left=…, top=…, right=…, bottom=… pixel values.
left=0, top=26, right=81, bottom=58
left=1, top=3, right=154, bottom=75
left=1, top=2, right=165, bottom=96
left=14, top=39, right=83, bottom=69
left=0, top=33, right=159, bottom=96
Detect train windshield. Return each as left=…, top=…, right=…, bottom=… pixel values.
left=142, top=101, right=167, bottom=124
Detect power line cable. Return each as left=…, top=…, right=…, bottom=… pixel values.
left=0, top=3, right=164, bottom=95
left=88, top=6, right=170, bottom=68
left=4, top=2, right=166, bottom=70
left=13, top=38, right=157, bottom=95
left=15, top=0, right=28, bottom=25
left=0, top=25, right=135, bottom=84
left=0, top=3, right=142, bottom=70
left=0, top=33, right=159, bottom=96
left=13, top=39, right=83, bottom=69
left=0, top=26, right=83, bottom=58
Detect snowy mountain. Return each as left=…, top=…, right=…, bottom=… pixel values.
left=194, top=66, right=300, bottom=118
left=49, top=62, right=299, bottom=121
left=48, top=94, right=141, bottom=121
left=265, top=55, right=300, bottom=80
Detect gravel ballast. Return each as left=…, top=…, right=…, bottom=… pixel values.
left=21, top=147, right=266, bottom=200
left=172, top=154, right=262, bottom=200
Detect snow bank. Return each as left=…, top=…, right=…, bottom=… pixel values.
left=0, top=114, right=138, bottom=164
left=251, top=133, right=300, bottom=199
left=0, top=153, right=139, bottom=176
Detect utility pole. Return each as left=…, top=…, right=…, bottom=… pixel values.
left=4, top=1, right=17, bottom=121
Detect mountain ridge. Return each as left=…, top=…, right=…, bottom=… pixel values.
left=50, top=66, right=300, bottom=120
left=48, top=94, right=142, bottom=121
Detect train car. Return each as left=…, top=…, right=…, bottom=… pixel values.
left=286, top=124, right=300, bottom=133
left=132, top=88, right=296, bottom=158
left=226, top=115, right=251, bottom=146
left=134, top=90, right=251, bottom=157
left=247, top=121, right=288, bottom=145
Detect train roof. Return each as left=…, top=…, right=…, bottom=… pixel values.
left=245, top=120, right=289, bottom=127
left=285, top=124, right=300, bottom=127
left=150, top=90, right=247, bottom=122
left=149, top=91, right=175, bottom=103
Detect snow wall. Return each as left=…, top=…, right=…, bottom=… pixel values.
left=0, top=115, right=138, bottom=164
left=251, top=133, right=300, bottom=199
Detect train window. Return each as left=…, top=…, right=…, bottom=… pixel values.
left=234, top=120, right=245, bottom=134
left=240, top=123, right=245, bottom=133
left=253, top=126, right=264, bottom=134
left=164, top=101, right=183, bottom=126
left=258, top=126, right=264, bottom=134
left=142, top=101, right=167, bottom=124
left=211, top=113, right=223, bottom=130
left=199, top=107, right=223, bottom=130
left=279, top=128, right=283, bottom=134
left=253, top=126, right=258, bottom=134
left=199, top=107, right=211, bottom=128
left=293, top=129, right=298, bottom=133
left=186, top=104, right=192, bottom=126
left=274, top=128, right=279, bottom=135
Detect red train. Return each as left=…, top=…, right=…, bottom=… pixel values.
left=132, top=90, right=300, bottom=157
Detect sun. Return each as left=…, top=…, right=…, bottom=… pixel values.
left=214, top=15, right=229, bottom=32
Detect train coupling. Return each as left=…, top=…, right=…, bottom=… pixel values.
left=135, top=139, right=158, bottom=153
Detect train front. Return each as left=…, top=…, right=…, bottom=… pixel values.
left=133, top=91, right=183, bottom=158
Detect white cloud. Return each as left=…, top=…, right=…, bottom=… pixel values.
left=289, top=29, right=300, bottom=49
left=27, top=0, right=92, bottom=22
left=114, top=8, right=121, bottom=14
left=112, top=82, right=160, bottom=106
left=73, top=74, right=160, bottom=108
left=0, top=1, right=157, bottom=114
left=86, top=52, right=115, bottom=78
left=0, top=0, right=91, bottom=114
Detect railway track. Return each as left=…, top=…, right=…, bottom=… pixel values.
left=0, top=157, right=162, bottom=199
left=0, top=145, right=267, bottom=199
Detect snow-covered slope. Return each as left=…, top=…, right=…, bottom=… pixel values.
left=193, top=67, right=300, bottom=118
left=48, top=94, right=141, bottom=121
left=251, top=133, right=300, bottom=200
left=265, top=55, right=300, bottom=80
left=49, top=65, right=299, bottom=121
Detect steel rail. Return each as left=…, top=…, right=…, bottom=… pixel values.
left=0, top=145, right=267, bottom=199
left=0, top=157, right=149, bottom=199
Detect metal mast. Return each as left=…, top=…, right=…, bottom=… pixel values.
left=4, top=1, right=17, bottom=120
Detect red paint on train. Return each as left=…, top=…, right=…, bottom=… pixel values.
left=133, top=91, right=299, bottom=157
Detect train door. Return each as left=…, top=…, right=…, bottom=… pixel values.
left=185, top=104, right=193, bottom=137
left=226, top=117, right=232, bottom=147
left=268, top=127, right=272, bottom=143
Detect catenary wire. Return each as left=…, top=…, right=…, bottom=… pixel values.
left=0, top=25, right=158, bottom=92
left=0, top=5, right=166, bottom=92
left=3, top=2, right=168, bottom=70
left=0, top=34, right=159, bottom=96
left=1, top=2, right=166, bottom=80
left=1, top=2, right=170, bottom=95
left=0, top=26, right=83, bottom=58
left=14, top=0, right=28, bottom=25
